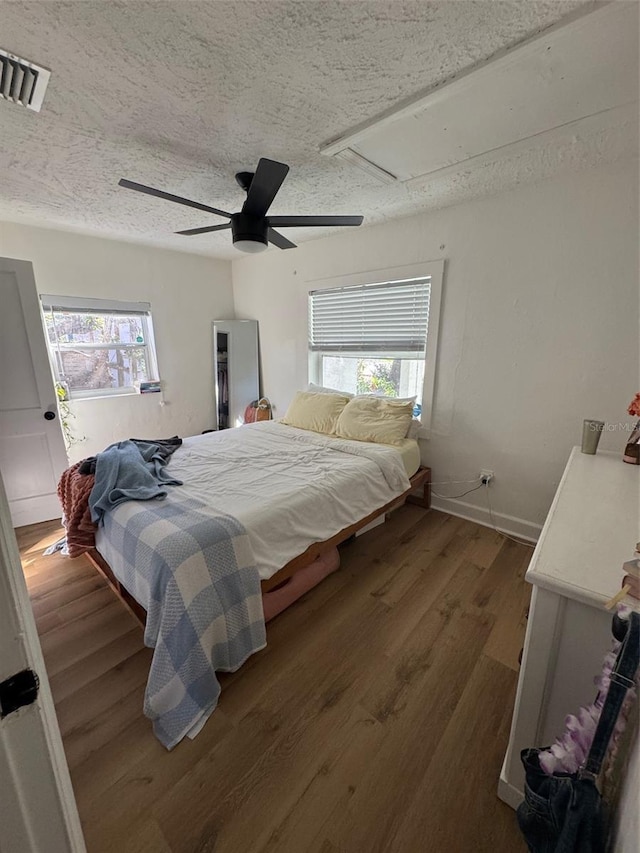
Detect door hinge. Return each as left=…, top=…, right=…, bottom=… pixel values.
left=0, top=669, right=39, bottom=718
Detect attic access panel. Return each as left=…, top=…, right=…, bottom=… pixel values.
left=321, top=3, right=639, bottom=183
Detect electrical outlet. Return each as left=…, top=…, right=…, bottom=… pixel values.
left=480, top=469, right=494, bottom=485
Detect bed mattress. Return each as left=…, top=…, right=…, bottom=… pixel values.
left=95, top=421, right=414, bottom=582
left=392, top=438, right=421, bottom=478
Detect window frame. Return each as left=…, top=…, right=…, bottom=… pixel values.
left=310, top=350, right=426, bottom=401
left=39, top=295, right=160, bottom=401
left=306, top=260, right=444, bottom=436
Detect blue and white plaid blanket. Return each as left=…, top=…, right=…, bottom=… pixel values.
left=98, top=492, right=266, bottom=749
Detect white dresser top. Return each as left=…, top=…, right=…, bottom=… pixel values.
left=526, top=447, right=640, bottom=608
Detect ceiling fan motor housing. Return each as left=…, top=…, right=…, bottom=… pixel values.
left=231, top=212, right=268, bottom=248
left=235, top=171, right=255, bottom=192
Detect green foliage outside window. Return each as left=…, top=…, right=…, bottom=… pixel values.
left=356, top=358, right=401, bottom=397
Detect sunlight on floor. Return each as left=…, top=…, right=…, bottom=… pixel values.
left=22, top=528, right=65, bottom=568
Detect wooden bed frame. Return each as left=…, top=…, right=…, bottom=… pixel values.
left=86, top=466, right=431, bottom=626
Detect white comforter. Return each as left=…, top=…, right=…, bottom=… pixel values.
left=162, top=421, right=410, bottom=580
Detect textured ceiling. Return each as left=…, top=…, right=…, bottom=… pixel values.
left=0, top=0, right=631, bottom=258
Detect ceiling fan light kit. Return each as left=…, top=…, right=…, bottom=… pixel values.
left=234, top=241, right=267, bottom=253
left=118, top=158, right=363, bottom=253
left=231, top=213, right=268, bottom=253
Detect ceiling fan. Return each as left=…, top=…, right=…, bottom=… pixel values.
left=118, top=158, right=364, bottom=253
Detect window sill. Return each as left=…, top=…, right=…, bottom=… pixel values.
left=69, top=391, right=148, bottom=403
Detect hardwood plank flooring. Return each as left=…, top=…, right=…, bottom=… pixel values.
left=16, top=508, right=531, bottom=852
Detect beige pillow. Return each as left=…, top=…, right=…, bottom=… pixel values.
left=281, top=391, right=350, bottom=434
left=335, top=396, right=415, bottom=445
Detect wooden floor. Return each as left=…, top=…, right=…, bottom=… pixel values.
left=18, top=506, right=532, bottom=853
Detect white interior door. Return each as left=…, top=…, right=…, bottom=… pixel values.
left=0, top=470, right=85, bottom=852
left=0, top=258, right=68, bottom=527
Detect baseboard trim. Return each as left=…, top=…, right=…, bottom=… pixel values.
left=498, top=773, right=523, bottom=810
left=430, top=495, right=542, bottom=543
left=10, top=495, right=63, bottom=529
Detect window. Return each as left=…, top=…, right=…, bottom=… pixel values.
left=308, top=262, right=443, bottom=432
left=40, top=295, right=159, bottom=399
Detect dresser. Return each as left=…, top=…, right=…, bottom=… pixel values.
left=498, top=447, right=639, bottom=808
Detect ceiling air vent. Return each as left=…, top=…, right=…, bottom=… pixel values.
left=0, top=48, right=50, bottom=112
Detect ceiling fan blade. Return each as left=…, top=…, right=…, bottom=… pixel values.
left=242, top=159, right=289, bottom=218
left=267, top=215, right=363, bottom=228
left=268, top=228, right=296, bottom=250
left=175, top=223, right=232, bottom=236
left=119, top=179, right=231, bottom=219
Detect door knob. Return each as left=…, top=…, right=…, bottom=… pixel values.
left=44, top=410, right=56, bottom=421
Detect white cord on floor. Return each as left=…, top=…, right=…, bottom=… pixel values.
left=429, top=474, right=535, bottom=548
left=430, top=476, right=482, bottom=486
left=432, top=482, right=484, bottom=500
left=430, top=476, right=535, bottom=548
left=485, top=485, right=535, bottom=549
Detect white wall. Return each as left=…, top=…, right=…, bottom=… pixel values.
left=0, top=223, right=233, bottom=463
left=613, top=731, right=639, bottom=853
left=232, top=159, right=639, bottom=536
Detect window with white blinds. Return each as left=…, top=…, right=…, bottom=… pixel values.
left=309, top=277, right=431, bottom=353
left=307, top=261, right=443, bottom=431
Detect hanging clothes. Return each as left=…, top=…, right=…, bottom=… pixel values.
left=517, top=610, right=639, bottom=853
left=217, top=365, right=228, bottom=405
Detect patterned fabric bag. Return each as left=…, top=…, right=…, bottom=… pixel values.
left=243, top=397, right=272, bottom=424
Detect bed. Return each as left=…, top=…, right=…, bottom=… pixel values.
left=85, top=419, right=431, bottom=746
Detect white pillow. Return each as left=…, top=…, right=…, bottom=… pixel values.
left=307, top=382, right=354, bottom=398
left=356, top=393, right=416, bottom=405
left=407, top=418, right=422, bottom=440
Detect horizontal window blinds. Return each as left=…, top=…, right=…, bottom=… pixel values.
left=309, top=277, right=430, bottom=352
